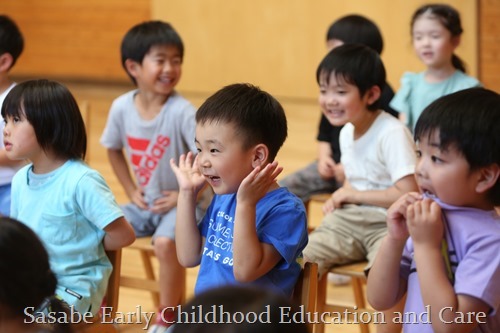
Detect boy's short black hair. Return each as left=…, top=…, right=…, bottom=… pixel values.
left=0, top=15, right=24, bottom=69
left=1, top=79, right=87, bottom=160
left=316, top=44, right=386, bottom=111
left=171, top=285, right=308, bottom=333
left=121, top=20, right=184, bottom=84
left=196, top=83, right=287, bottom=162
left=326, top=14, right=384, bottom=54
left=414, top=88, right=500, bottom=205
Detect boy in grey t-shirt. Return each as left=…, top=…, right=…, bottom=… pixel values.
left=100, top=21, right=202, bottom=333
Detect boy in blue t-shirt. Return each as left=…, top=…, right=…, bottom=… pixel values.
left=170, top=83, right=308, bottom=304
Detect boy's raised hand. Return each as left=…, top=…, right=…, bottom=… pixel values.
left=170, top=152, right=206, bottom=194
left=386, top=192, right=421, bottom=242
left=406, top=198, right=443, bottom=248
left=237, top=161, right=283, bottom=206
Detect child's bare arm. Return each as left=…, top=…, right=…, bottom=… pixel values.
left=170, top=153, right=207, bottom=267
left=409, top=200, right=490, bottom=332
left=367, top=194, right=417, bottom=310
left=317, top=141, right=336, bottom=179
left=325, top=174, right=418, bottom=211
left=233, top=162, right=283, bottom=282
left=103, top=216, right=136, bottom=250
left=107, top=148, right=147, bottom=209
left=175, top=189, right=204, bottom=267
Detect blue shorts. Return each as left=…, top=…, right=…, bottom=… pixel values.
left=122, top=203, right=204, bottom=241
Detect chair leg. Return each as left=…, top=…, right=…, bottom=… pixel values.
left=352, top=277, right=369, bottom=333
left=140, top=250, right=160, bottom=307
left=314, top=274, right=328, bottom=333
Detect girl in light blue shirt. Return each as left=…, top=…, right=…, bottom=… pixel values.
left=1, top=79, right=136, bottom=315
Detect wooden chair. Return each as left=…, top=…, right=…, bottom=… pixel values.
left=315, top=262, right=370, bottom=333
left=293, top=261, right=319, bottom=332
left=293, top=262, right=319, bottom=313
left=75, top=249, right=122, bottom=333
left=305, top=194, right=371, bottom=333
left=119, top=237, right=161, bottom=306
left=304, top=193, right=330, bottom=233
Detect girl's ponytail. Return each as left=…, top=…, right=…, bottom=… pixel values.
left=451, top=54, right=466, bottom=73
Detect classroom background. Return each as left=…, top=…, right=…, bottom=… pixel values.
left=2, top=1, right=499, bottom=332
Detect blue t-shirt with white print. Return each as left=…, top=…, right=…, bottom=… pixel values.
left=195, top=187, right=308, bottom=297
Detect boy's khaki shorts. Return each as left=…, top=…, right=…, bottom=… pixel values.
left=303, top=204, right=387, bottom=277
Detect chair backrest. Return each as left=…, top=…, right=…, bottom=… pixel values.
left=73, top=249, right=122, bottom=333
left=104, top=249, right=122, bottom=317
left=293, top=261, right=318, bottom=315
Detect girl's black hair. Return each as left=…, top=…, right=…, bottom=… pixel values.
left=411, top=3, right=466, bottom=72
left=0, top=217, right=71, bottom=333
left=1, top=79, right=87, bottom=160
left=414, top=88, right=500, bottom=205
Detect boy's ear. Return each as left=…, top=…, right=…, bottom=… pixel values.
left=251, top=144, right=269, bottom=168
left=0, top=53, right=14, bottom=72
left=476, top=163, right=499, bottom=194
left=366, top=85, right=381, bottom=106
left=124, top=59, right=140, bottom=78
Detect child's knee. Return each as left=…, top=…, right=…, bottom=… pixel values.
left=153, top=236, right=176, bottom=259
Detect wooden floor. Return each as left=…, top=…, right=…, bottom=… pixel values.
left=67, top=81, right=376, bottom=333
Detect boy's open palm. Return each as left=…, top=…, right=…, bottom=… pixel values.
left=237, top=161, right=283, bottom=205
left=170, top=152, right=206, bottom=193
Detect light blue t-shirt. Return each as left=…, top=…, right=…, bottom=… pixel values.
left=195, top=188, right=308, bottom=297
left=390, top=70, right=481, bottom=131
left=10, top=160, right=124, bottom=314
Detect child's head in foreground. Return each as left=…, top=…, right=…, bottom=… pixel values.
left=0, top=15, right=24, bottom=73
left=414, top=87, right=499, bottom=208
left=121, top=20, right=184, bottom=87
left=171, top=285, right=308, bottom=333
left=1, top=79, right=87, bottom=161
left=0, top=217, right=56, bottom=318
left=316, top=43, right=386, bottom=127
left=194, top=83, right=287, bottom=193
left=326, top=14, right=383, bottom=54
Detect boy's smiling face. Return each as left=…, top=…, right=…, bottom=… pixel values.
left=130, top=44, right=182, bottom=97
left=195, top=121, right=256, bottom=195
left=415, top=130, right=484, bottom=207
left=318, top=71, right=376, bottom=128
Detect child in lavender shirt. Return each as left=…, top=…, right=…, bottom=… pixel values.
left=367, top=88, right=500, bottom=333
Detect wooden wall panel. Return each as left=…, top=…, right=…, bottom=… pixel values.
left=3, top=1, right=492, bottom=96
left=3, top=0, right=150, bottom=82
left=153, top=0, right=478, bottom=99
left=479, top=0, right=500, bottom=92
